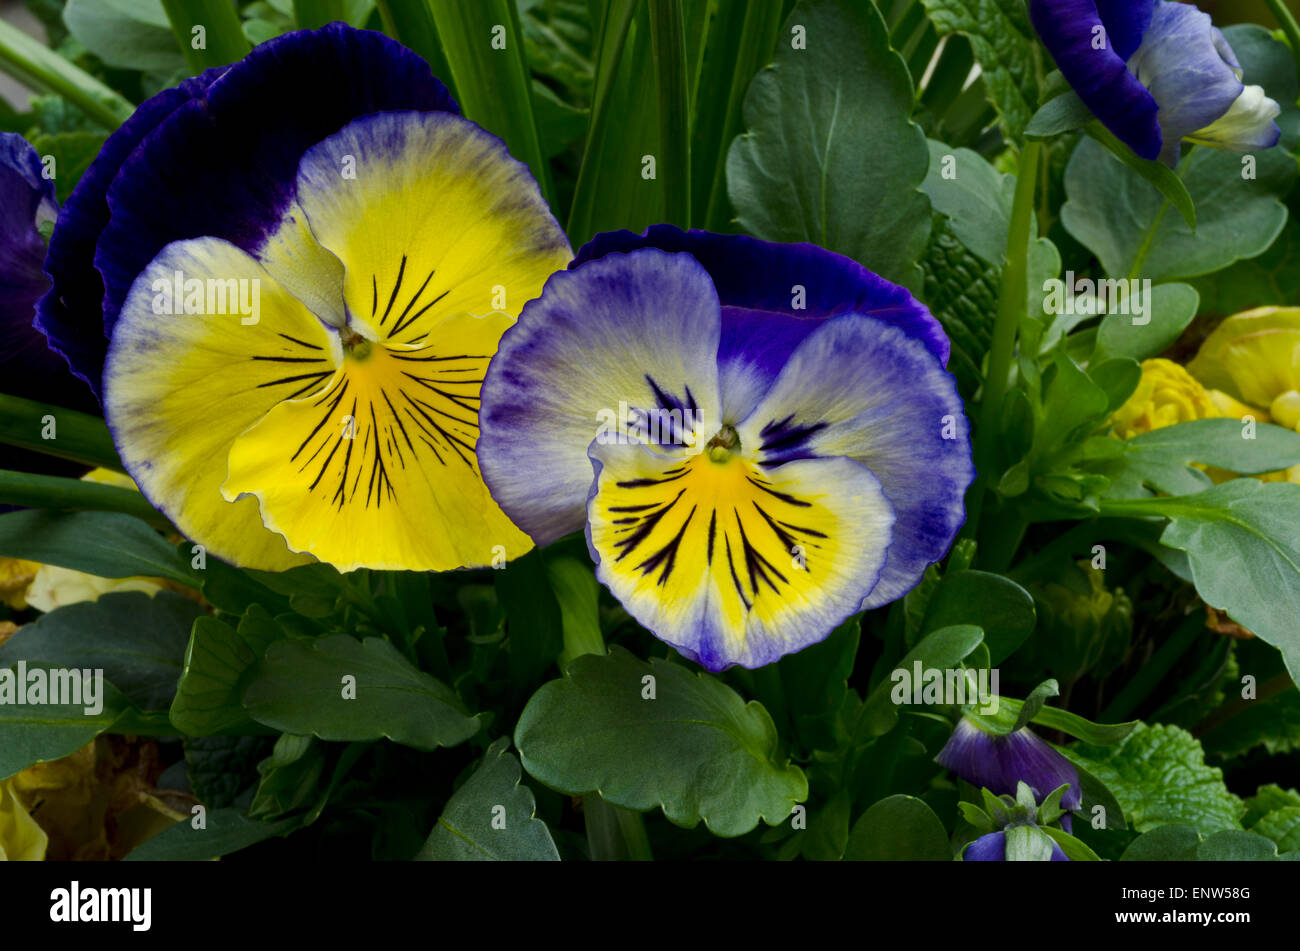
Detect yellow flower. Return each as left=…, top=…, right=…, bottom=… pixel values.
left=0, top=470, right=173, bottom=612
left=0, top=778, right=47, bottom=861
left=1110, top=358, right=1224, bottom=438
left=1187, top=306, right=1300, bottom=415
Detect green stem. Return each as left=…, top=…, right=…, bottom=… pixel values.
left=0, top=470, right=171, bottom=529
left=0, top=18, right=133, bottom=129
left=1100, top=612, right=1204, bottom=722
left=0, top=394, right=124, bottom=473
left=1264, top=0, right=1300, bottom=84
left=648, top=0, right=691, bottom=228
left=965, top=140, right=1042, bottom=546
left=160, top=0, right=251, bottom=75
left=565, top=577, right=653, bottom=861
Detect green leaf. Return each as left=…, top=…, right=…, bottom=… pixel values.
left=429, top=0, right=553, bottom=207
left=566, top=0, right=659, bottom=242
left=1252, top=807, right=1300, bottom=852
left=843, top=794, right=950, bottom=861
left=240, top=634, right=482, bottom=751
left=0, top=663, right=133, bottom=779
left=1065, top=723, right=1243, bottom=836
left=1244, top=784, right=1300, bottom=827
left=548, top=556, right=604, bottom=667
left=1061, top=27, right=1298, bottom=281
left=861, top=624, right=985, bottom=735
left=0, top=591, right=201, bottom=711
left=1192, top=210, right=1300, bottom=315
left=1195, top=830, right=1281, bottom=861
left=124, top=809, right=299, bottom=861
left=919, top=0, right=1039, bottom=139
left=1025, top=90, right=1091, bottom=138
left=918, top=570, right=1036, bottom=665
left=171, top=611, right=284, bottom=736
left=514, top=646, right=807, bottom=837
left=917, top=220, right=999, bottom=396
left=1104, top=480, right=1300, bottom=683
left=776, top=613, right=859, bottom=752
left=1082, top=122, right=1197, bottom=231
left=64, top=0, right=187, bottom=72
left=415, top=738, right=560, bottom=861
left=496, top=549, right=564, bottom=686
left=0, top=393, right=123, bottom=472
left=646, top=0, right=690, bottom=227
left=727, top=0, right=931, bottom=289
left=1119, top=823, right=1201, bottom=861
left=1094, top=419, right=1300, bottom=499
left=1203, top=688, right=1300, bottom=759
left=248, top=734, right=325, bottom=819
left=27, top=131, right=108, bottom=206
left=159, top=0, right=252, bottom=73
left=0, top=511, right=193, bottom=585
left=1093, top=282, right=1200, bottom=364
left=690, top=0, right=782, bottom=231
left=292, top=0, right=374, bottom=29
left=1042, top=826, right=1101, bottom=861
left=185, top=735, right=273, bottom=809
left=1032, top=705, right=1135, bottom=746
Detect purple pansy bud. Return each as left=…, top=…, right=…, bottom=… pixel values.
left=937, top=716, right=1083, bottom=813
left=1029, top=0, right=1281, bottom=166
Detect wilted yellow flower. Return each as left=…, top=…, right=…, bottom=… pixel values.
left=1188, top=306, right=1300, bottom=416
left=0, top=558, right=40, bottom=610
left=1110, top=358, right=1224, bottom=438
left=0, top=778, right=47, bottom=861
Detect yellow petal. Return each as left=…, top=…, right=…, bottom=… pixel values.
left=587, top=440, right=894, bottom=670
left=291, top=110, right=571, bottom=346
left=104, top=237, right=339, bottom=570
left=0, top=780, right=47, bottom=861
left=1188, top=306, right=1300, bottom=408
left=223, top=313, right=532, bottom=571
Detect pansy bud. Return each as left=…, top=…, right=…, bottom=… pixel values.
left=936, top=716, right=1083, bottom=813
left=1030, top=0, right=1281, bottom=165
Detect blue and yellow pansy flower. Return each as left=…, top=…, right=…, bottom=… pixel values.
left=41, top=25, right=572, bottom=572
left=478, top=227, right=974, bottom=671
left=1030, top=0, right=1281, bottom=165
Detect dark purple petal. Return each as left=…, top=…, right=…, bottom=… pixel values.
left=963, top=831, right=1007, bottom=861
left=35, top=72, right=216, bottom=397
left=38, top=23, right=457, bottom=399
left=1029, top=0, right=1163, bottom=161
left=1, top=133, right=98, bottom=475
left=572, top=225, right=949, bottom=419
left=1095, top=0, right=1155, bottom=61
left=937, top=717, right=1084, bottom=812
left=963, top=829, right=1069, bottom=861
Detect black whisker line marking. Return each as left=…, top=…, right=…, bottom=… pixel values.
left=400, top=390, right=475, bottom=469
left=380, top=254, right=407, bottom=324
left=251, top=355, right=327, bottom=364
left=724, top=535, right=751, bottom=610
left=292, top=382, right=348, bottom=463
left=611, top=488, right=685, bottom=562
left=390, top=288, right=450, bottom=338
left=706, top=510, right=717, bottom=565
left=387, top=352, right=488, bottom=363
left=278, top=333, right=324, bottom=351
left=332, top=397, right=358, bottom=508
left=391, top=266, right=435, bottom=330
left=746, top=475, right=812, bottom=507
left=635, top=505, right=696, bottom=585
left=256, top=370, right=331, bottom=389
left=370, top=274, right=378, bottom=319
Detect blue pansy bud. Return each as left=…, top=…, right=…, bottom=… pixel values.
left=1030, top=0, right=1281, bottom=165
left=964, top=829, right=1070, bottom=862
left=936, top=716, right=1083, bottom=814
